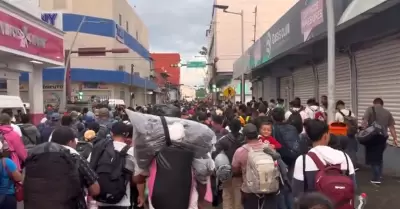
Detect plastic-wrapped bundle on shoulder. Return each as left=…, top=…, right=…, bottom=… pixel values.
left=192, top=153, right=215, bottom=184
left=125, top=109, right=215, bottom=169
left=215, top=151, right=232, bottom=182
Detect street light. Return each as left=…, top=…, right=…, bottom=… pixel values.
left=60, top=16, right=106, bottom=111
left=213, top=4, right=245, bottom=102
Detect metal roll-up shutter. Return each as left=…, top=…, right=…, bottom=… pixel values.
left=356, top=37, right=400, bottom=141
left=279, top=76, right=292, bottom=104
left=252, top=81, right=258, bottom=98
left=335, top=56, right=351, bottom=108
left=293, top=66, right=314, bottom=104
left=257, top=81, right=263, bottom=99
left=317, top=63, right=328, bottom=98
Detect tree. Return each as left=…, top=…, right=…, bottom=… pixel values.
left=196, top=88, right=207, bottom=98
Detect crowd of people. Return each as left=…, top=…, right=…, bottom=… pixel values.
left=0, top=94, right=393, bottom=209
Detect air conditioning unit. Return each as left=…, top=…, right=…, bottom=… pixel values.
left=117, top=65, right=125, bottom=71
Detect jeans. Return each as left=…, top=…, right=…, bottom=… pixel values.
left=222, top=177, right=243, bottom=209
left=0, top=195, right=16, bottom=209
left=371, top=163, right=383, bottom=182
left=242, top=192, right=278, bottom=209
left=277, top=187, right=293, bottom=209
left=345, top=137, right=358, bottom=166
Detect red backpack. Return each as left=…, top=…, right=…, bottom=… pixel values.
left=307, top=152, right=354, bottom=209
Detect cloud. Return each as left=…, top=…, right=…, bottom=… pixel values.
left=131, top=0, right=213, bottom=86
left=132, top=0, right=213, bottom=58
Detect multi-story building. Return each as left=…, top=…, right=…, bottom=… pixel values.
left=206, top=0, right=297, bottom=102
left=151, top=53, right=181, bottom=102
left=15, top=0, right=157, bottom=107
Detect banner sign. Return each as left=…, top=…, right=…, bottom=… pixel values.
left=0, top=9, right=63, bottom=62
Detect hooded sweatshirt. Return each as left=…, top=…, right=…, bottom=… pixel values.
left=0, top=125, right=27, bottom=171
left=292, top=145, right=356, bottom=198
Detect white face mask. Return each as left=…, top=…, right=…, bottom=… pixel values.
left=11, top=117, right=16, bottom=123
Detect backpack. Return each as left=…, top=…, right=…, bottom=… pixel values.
left=312, top=108, right=327, bottom=121
left=288, top=109, right=303, bottom=134
left=224, top=133, right=245, bottom=163
left=76, top=141, right=93, bottom=159
left=306, top=152, right=354, bottom=209
left=339, top=110, right=358, bottom=137
left=90, top=139, right=131, bottom=204
left=273, top=124, right=307, bottom=166
left=96, top=124, right=110, bottom=140
left=24, top=142, right=81, bottom=209
left=243, top=144, right=280, bottom=194
left=18, top=125, right=36, bottom=152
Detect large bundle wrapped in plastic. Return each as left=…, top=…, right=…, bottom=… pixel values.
left=214, top=151, right=232, bottom=182
left=192, top=153, right=215, bottom=184
left=126, top=109, right=215, bottom=169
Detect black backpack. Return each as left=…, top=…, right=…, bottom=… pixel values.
left=224, top=133, right=245, bottom=163
left=288, top=109, right=303, bottom=134
left=76, top=141, right=93, bottom=159
left=90, top=139, right=131, bottom=204
left=24, top=142, right=81, bottom=209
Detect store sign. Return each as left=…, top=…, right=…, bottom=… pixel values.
left=83, top=82, right=109, bottom=89
left=115, top=24, right=124, bottom=43
left=43, top=84, right=63, bottom=90
left=234, top=0, right=354, bottom=76
left=0, top=10, right=63, bottom=62
left=41, top=13, right=58, bottom=26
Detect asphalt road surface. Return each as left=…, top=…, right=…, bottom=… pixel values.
left=206, top=167, right=400, bottom=209
left=16, top=167, right=399, bottom=209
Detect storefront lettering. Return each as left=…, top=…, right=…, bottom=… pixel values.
left=43, top=84, right=63, bottom=89
left=301, top=0, right=324, bottom=33
left=271, top=23, right=290, bottom=45
left=41, top=13, right=58, bottom=26
left=265, top=23, right=290, bottom=58
left=0, top=21, right=47, bottom=48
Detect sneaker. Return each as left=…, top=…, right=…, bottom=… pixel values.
left=371, top=180, right=381, bottom=186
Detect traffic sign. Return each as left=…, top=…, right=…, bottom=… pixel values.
left=223, top=87, right=236, bottom=97
left=186, top=61, right=206, bottom=68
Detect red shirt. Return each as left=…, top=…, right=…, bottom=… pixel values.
left=259, top=135, right=282, bottom=149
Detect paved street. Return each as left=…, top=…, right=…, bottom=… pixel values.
left=205, top=167, right=400, bottom=209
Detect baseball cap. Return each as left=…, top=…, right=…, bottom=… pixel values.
left=242, top=123, right=258, bottom=139
left=51, top=113, right=61, bottom=121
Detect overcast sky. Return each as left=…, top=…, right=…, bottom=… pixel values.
left=131, top=0, right=213, bottom=86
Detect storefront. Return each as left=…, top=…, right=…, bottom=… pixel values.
left=0, top=1, right=64, bottom=123
left=355, top=36, right=400, bottom=132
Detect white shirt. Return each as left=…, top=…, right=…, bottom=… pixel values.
left=11, top=123, right=22, bottom=137
left=335, top=109, right=355, bottom=123
left=284, top=107, right=308, bottom=121
left=304, top=105, right=324, bottom=120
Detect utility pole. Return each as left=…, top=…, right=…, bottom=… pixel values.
left=253, top=6, right=257, bottom=43
left=130, top=64, right=134, bottom=107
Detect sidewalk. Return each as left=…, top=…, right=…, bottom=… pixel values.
left=357, top=167, right=400, bottom=209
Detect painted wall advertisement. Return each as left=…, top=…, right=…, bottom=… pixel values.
left=234, top=0, right=375, bottom=75
left=0, top=9, right=64, bottom=62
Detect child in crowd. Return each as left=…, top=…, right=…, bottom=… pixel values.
left=258, top=122, right=282, bottom=149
